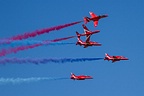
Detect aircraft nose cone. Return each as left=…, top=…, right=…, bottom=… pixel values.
left=97, top=43, right=102, bottom=46
left=94, top=30, right=100, bottom=33
left=105, top=14, right=108, bottom=17
left=89, top=77, right=93, bottom=79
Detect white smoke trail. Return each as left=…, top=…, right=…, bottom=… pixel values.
left=0, top=77, right=68, bottom=85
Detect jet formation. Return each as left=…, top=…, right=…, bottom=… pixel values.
left=76, top=11, right=128, bottom=63
left=72, top=11, right=128, bottom=80
left=76, top=24, right=101, bottom=48
left=76, top=12, right=107, bottom=48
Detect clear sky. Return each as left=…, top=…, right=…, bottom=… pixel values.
left=0, top=0, right=144, bottom=96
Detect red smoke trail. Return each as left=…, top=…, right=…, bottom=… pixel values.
left=0, top=36, right=75, bottom=57
left=6, top=21, right=82, bottom=41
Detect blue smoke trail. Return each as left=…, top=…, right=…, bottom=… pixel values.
left=0, top=40, right=75, bottom=47
left=0, top=58, right=103, bottom=64
left=0, top=77, right=69, bottom=85
left=0, top=36, right=75, bottom=57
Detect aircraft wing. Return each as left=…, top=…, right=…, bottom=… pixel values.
left=94, top=21, right=98, bottom=27
left=82, top=24, right=89, bottom=33
left=84, top=45, right=88, bottom=48
left=89, top=12, right=97, bottom=18
left=82, top=24, right=91, bottom=37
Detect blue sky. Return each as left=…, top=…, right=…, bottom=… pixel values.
left=0, top=0, right=144, bottom=96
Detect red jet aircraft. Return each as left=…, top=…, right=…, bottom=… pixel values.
left=70, top=73, right=93, bottom=80
left=77, top=24, right=100, bottom=37
left=76, top=32, right=101, bottom=48
left=84, top=12, right=108, bottom=27
left=104, top=53, right=129, bottom=63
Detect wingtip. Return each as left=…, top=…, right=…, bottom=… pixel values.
left=105, top=14, right=108, bottom=17
left=82, top=24, right=85, bottom=27
left=71, top=72, right=74, bottom=75
left=89, top=11, right=93, bottom=14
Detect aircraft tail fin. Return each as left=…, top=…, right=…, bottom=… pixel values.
left=105, top=53, right=108, bottom=56
left=105, top=53, right=111, bottom=60
left=76, top=31, right=81, bottom=38
left=83, top=17, right=90, bottom=24
left=71, top=73, right=76, bottom=79
left=71, top=73, right=75, bottom=75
